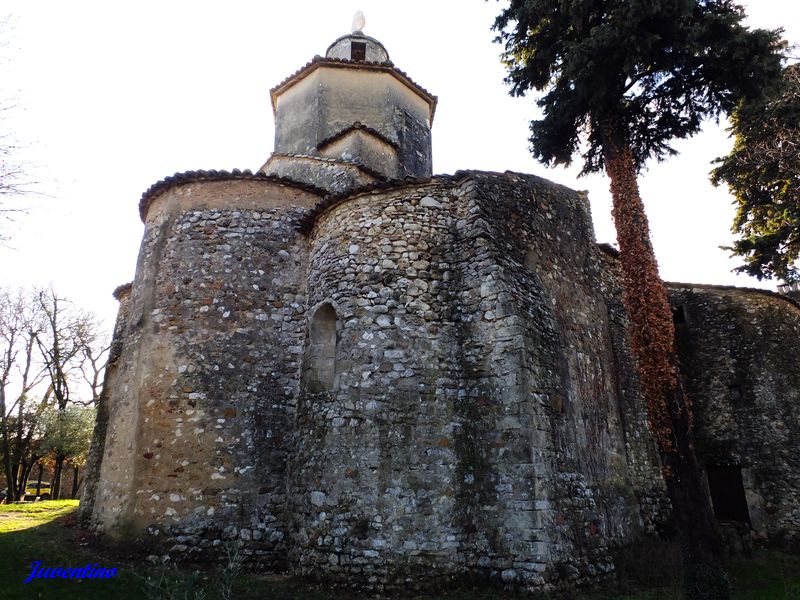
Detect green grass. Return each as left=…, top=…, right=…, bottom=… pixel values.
left=731, top=551, right=800, bottom=599
left=0, top=499, right=79, bottom=533
left=0, top=500, right=798, bottom=599
left=577, top=548, right=800, bottom=600
left=0, top=500, right=141, bottom=599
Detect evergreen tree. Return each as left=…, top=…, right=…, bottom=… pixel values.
left=493, top=1, right=784, bottom=596
left=712, top=63, right=800, bottom=283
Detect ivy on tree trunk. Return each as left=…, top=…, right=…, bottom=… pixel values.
left=602, top=123, right=729, bottom=597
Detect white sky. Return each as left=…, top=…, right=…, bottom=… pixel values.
left=1, top=1, right=798, bottom=332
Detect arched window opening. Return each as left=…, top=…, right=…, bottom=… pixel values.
left=304, top=303, right=337, bottom=393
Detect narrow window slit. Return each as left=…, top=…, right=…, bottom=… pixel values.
left=304, top=303, right=337, bottom=393
left=728, top=383, right=743, bottom=402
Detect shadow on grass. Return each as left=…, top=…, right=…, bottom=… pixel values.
left=0, top=503, right=365, bottom=600
left=729, top=550, right=800, bottom=600
left=2, top=502, right=799, bottom=599
left=0, top=507, right=142, bottom=599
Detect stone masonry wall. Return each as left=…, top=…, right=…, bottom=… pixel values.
left=80, top=284, right=132, bottom=527
left=291, top=172, right=665, bottom=593
left=597, top=251, right=671, bottom=534
left=460, top=173, right=664, bottom=589
left=272, top=66, right=433, bottom=179
left=263, top=154, right=379, bottom=195
left=86, top=178, right=320, bottom=568
left=294, top=180, right=466, bottom=591
left=669, top=284, right=800, bottom=549
left=83, top=163, right=800, bottom=595
left=84, top=163, right=800, bottom=595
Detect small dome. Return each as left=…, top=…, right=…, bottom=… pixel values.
left=326, top=32, right=390, bottom=63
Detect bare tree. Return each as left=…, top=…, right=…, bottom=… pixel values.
left=0, top=286, right=107, bottom=502
left=35, top=288, right=106, bottom=499
left=0, top=15, right=38, bottom=244
left=77, top=331, right=110, bottom=407
left=0, top=287, right=47, bottom=502
left=0, top=107, right=31, bottom=198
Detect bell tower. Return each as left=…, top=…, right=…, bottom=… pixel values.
left=261, top=14, right=437, bottom=193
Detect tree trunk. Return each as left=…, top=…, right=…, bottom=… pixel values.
left=0, top=391, right=16, bottom=503
left=20, top=462, right=34, bottom=499
left=35, top=464, right=44, bottom=497
left=3, top=446, right=17, bottom=502
left=11, top=461, right=21, bottom=499
left=11, top=457, right=24, bottom=500
left=14, top=462, right=27, bottom=500
left=601, top=124, right=731, bottom=599
left=52, top=455, right=64, bottom=500
left=70, top=465, right=79, bottom=499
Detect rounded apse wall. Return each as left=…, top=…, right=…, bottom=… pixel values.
left=89, top=177, right=319, bottom=567
left=293, top=182, right=465, bottom=586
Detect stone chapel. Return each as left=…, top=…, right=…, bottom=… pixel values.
left=80, top=22, right=800, bottom=594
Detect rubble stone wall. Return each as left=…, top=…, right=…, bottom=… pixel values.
left=86, top=179, right=320, bottom=568
left=293, top=181, right=466, bottom=590
left=669, top=285, right=800, bottom=549
left=461, top=173, right=664, bottom=588
left=83, top=169, right=800, bottom=595
left=290, top=172, right=665, bottom=592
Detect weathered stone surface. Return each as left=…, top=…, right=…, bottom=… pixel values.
left=264, top=46, right=436, bottom=190
left=669, top=284, right=800, bottom=550
left=82, top=166, right=800, bottom=594
left=83, top=170, right=668, bottom=593
left=81, top=26, right=800, bottom=598
left=84, top=179, right=320, bottom=570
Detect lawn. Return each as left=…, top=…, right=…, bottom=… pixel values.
left=0, top=500, right=79, bottom=533
left=0, top=500, right=136, bottom=599
left=0, top=501, right=797, bottom=599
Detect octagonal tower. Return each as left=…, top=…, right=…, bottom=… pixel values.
left=261, top=24, right=437, bottom=193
